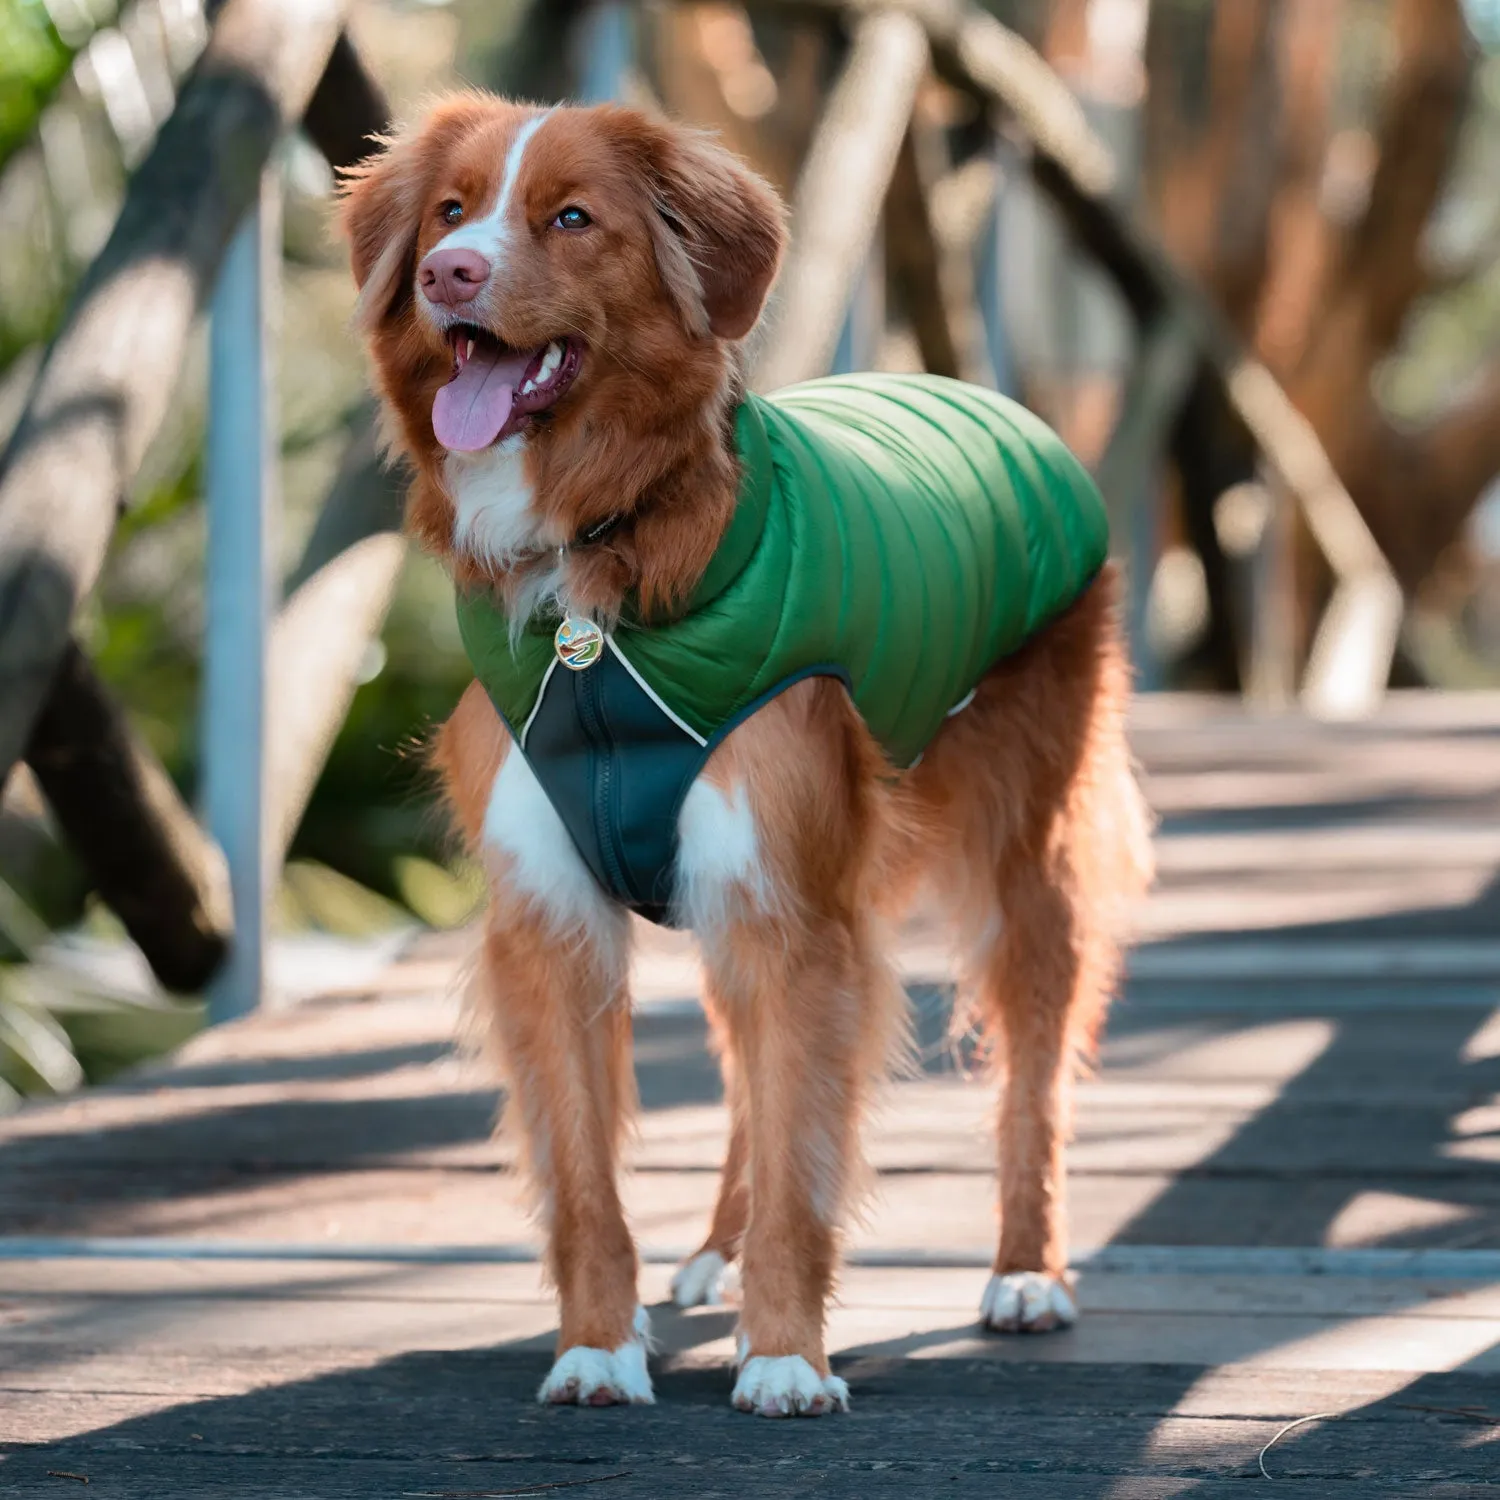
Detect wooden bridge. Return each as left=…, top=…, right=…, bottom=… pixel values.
left=1, top=2, right=1496, bottom=1495
left=4, top=695, right=1500, bottom=1497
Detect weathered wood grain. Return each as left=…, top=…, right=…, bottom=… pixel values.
left=4, top=701, right=1500, bottom=1494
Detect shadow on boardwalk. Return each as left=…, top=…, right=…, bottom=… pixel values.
left=3, top=1333, right=1498, bottom=1498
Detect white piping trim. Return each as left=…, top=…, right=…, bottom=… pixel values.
left=518, top=656, right=560, bottom=749
left=946, top=688, right=977, bottom=717
left=605, top=636, right=709, bottom=747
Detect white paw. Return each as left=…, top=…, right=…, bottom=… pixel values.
left=537, top=1306, right=654, bottom=1406
left=980, top=1270, right=1077, bottom=1333
left=731, top=1354, right=849, bottom=1418
left=670, top=1249, right=739, bottom=1307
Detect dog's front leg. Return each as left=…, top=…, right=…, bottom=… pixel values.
left=707, top=916, right=874, bottom=1416
left=677, top=685, right=902, bottom=1417
left=476, top=744, right=649, bottom=1406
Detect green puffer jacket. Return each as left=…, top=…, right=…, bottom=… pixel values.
left=459, top=374, right=1108, bottom=923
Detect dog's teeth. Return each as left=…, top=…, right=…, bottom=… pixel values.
left=465, top=338, right=475, bottom=362
left=521, top=379, right=536, bottom=394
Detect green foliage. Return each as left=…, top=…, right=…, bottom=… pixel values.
left=392, top=854, right=485, bottom=930
left=0, top=0, right=73, bottom=171
left=289, top=552, right=475, bottom=902
left=0, top=870, right=201, bottom=1111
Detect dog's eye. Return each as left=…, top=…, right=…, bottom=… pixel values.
left=441, top=201, right=463, bottom=225
left=552, top=206, right=592, bottom=230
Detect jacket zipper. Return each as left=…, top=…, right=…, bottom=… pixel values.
left=575, top=664, right=631, bottom=899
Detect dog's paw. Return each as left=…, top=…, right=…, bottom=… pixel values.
left=980, top=1270, right=1077, bottom=1333
left=670, top=1249, right=739, bottom=1308
left=731, top=1354, right=849, bottom=1417
left=537, top=1307, right=654, bottom=1406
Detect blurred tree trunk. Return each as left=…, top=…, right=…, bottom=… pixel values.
left=650, top=3, right=835, bottom=198
left=1283, top=0, right=1488, bottom=595
left=1144, top=0, right=1284, bottom=334
left=1142, top=0, right=1289, bottom=684
left=1144, top=0, right=1493, bottom=638
left=462, top=0, right=591, bottom=101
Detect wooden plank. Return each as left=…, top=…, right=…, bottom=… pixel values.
left=4, top=701, right=1499, bottom=1493
left=3, top=1300, right=1498, bottom=1491
left=4, top=1269, right=1500, bottom=1381
left=9, top=1241, right=1500, bottom=1287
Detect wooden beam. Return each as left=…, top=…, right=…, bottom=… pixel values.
left=267, top=420, right=406, bottom=868
left=23, top=643, right=230, bottom=993
left=301, top=30, right=390, bottom=175
left=751, top=0, right=1403, bottom=712
left=750, top=11, right=929, bottom=391
left=0, top=0, right=353, bottom=787
left=265, top=43, right=397, bottom=872
left=8, top=24, right=389, bottom=996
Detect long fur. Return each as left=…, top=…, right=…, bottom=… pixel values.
left=344, top=94, right=1153, bottom=1401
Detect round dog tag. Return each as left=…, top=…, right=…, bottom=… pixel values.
left=554, top=616, right=604, bottom=671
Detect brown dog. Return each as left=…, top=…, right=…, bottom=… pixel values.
left=341, top=94, right=1152, bottom=1416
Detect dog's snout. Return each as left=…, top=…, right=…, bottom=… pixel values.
left=419, top=248, right=491, bottom=308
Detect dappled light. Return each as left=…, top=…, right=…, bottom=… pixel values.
left=4, top=0, right=1500, bottom=1494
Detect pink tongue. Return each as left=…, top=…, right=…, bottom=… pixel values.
left=433, top=344, right=533, bottom=452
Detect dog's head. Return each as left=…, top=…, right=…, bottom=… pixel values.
left=340, top=95, right=785, bottom=603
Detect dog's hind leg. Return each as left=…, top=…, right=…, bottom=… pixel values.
left=911, top=568, right=1150, bottom=1335
left=967, top=846, right=1091, bottom=1332
left=671, top=985, right=748, bottom=1308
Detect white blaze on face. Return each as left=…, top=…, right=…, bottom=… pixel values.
left=429, top=109, right=553, bottom=274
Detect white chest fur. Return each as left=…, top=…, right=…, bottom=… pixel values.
left=447, top=435, right=539, bottom=569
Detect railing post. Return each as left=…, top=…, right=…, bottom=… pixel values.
left=831, top=245, right=884, bottom=375
left=575, top=1, right=633, bottom=103
left=1246, top=475, right=1297, bottom=711
left=203, top=165, right=280, bottom=1023
left=977, top=143, right=1017, bottom=396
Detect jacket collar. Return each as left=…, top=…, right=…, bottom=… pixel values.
left=677, top=395, right=773, bottom=612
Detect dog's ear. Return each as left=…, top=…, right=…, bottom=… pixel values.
left=338, top=131, right=426, bottom=332
left=337, top=100, right=487, bottom=332
left=628, top=115, right=787, bottom=341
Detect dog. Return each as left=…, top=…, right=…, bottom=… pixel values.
left=341, top=94, right=1152, bottom=1417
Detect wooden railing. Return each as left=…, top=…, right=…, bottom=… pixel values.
left=0, top=0, right=1402, bottom=1016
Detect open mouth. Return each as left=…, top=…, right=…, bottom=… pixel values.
left=432, top=328, right=583, bottom=453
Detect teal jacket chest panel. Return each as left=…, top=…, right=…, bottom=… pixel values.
left=457, top=374, right=1109, bottom=924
